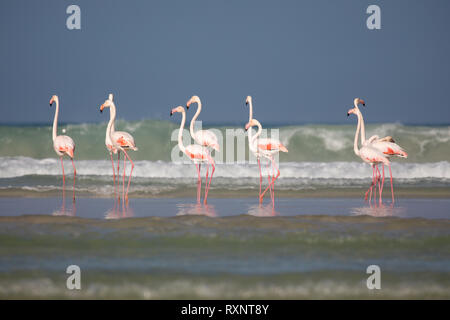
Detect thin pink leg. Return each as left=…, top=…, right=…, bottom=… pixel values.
left=267, top=161, right=273, bottom=203
left=110, top=153, right=117, bottom=199
left=60, top=157, right=65, bottom=186
left=122, top=149, right=134, bottom=205
left=258, top=158, right=262, bottom=199
left=122, top=154, right=126, bottom=205
left=365, top=165, right=375, bottom=202
left=71, top=158, right=76, bottom=202
left=117, top=152, right=121, bottom=200
left=379, top=164, right=385, bottom=205
left=204, top=157, right=215, bottom=205
left=195, top=163, right=201, bottom=204
left=389, top=164, right=394, bottom=204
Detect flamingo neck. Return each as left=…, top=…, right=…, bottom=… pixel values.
left=52, top=98, right=59, bottom=142
left=189, top=99, right=202, bottom=138
left=354, top=101, right=366, bottom=145
left=250, top=121, right=262, bottom=148
left=178, top=110, right=186, bottom=154
left=353, top=113, right=361, bottom=156
left=107, top=102, right=117, bottom=142
left=248, top=99, right=253, bottom=122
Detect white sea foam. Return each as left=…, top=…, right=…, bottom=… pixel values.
left=0, top=157, right=449, bottom=181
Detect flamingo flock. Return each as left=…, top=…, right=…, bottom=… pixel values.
left=47, top=94, right=407, bottom=208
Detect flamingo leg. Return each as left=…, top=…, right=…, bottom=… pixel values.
left=270, top=159, right=280, bottom=208
left=379, top=164, right=385, bottom=205
left=260, top=158, right=280, bottom=205
left=117, top=151, right=121, bottom=195
left=365, top=165, right=376, bottom=203
left=267, top=161, right=274, bottom=204
left=258, top=158, right=262, bottom=198
left=204, top=157, right=215, bottom=205
left=195, top=163, right=201, bottom=204
left=110, top=153, right=116, bottom=197
left=204, top=162, right=210, bottom=204
left=71, top=158, right=76, bottom=203
left=389, top=164, right=395, bottom=204
left=61, top=157, right=65, bottom=213
left=122, top=154, right=126, bottom=205
left=122, top=149, right=134, bottom=205
left=60, top=157, right=65, bottom=186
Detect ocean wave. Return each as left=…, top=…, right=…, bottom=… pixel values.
left=0, top=157, right=449, bottom=180
left=0, top=122, right=449, bottom=162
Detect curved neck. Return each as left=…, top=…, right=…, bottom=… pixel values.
left=353, top=114, right=361, bottom=156
left=250, top=121, right=262, bottom=147
left=190, top=99, right=202, bottom=137
left=248, top=100, right=253, bottom=122
left=178, top=111, right=186, bottom=154
left=353, top=101, right=366, bottom=144
left=52, top=98, right=59, bottom=141
left=107, top=102, right=117, bottom=141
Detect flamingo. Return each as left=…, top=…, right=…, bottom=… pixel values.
left=100, top=95, right=138, bottom=204
left=49, top=95, right=76, bottom=202
left=245, top=96, right=270, bottom=202
left=245, top=118, right=288, bottom=207
left=349, top=98, right=408, bottom=203
left=347, top=103, right=391, bottom=204
left=104, top=93, right=120, bottom=197
left=170, top=105, right=215, bottom=204
left=186, top=95, right=219, bottom=199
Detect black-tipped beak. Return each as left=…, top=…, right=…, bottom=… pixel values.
left=347, top=112, right=350, bottom=117
left=362, top=103, right=366, bottom=106
left=186, top=105, right=189, bottom=110
left=49, top=103, right=52, bottom=106
left=100, top=109, right=103, bottom=113
left=170, top=112, right=173, bottom=116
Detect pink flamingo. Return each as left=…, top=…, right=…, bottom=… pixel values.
left=171, top=106, right=215, bottom=204
left=103, top=93, right=120, bottom=197
left=186, top=95, right=219, bottom=200
left=245, top=118, right=288, bottom=207
left=245, top=96, right=271, bottom=202
left=49, top=95, right=76, bottom=202
left=349, top=98, right=408, bottom=204
left=348, top=103, right=391, bottom=204
left=100, top=95, right=138, bottom=204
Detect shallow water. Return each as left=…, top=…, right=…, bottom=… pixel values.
left=0, top=197, right=449, bottom=299
left=0, top=197, right=449, bottom=219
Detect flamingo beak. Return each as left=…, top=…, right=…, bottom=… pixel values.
left=49, top=99, right=53, bottom=106
left=100, top=105, right=104, bottom=113
left=245, top=123, right=250, bottom=131
left=170, top=111, right=173, bottom=116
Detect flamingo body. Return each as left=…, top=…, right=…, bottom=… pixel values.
left=187, top=96, right=220, bottom=151
left=54, top=135, right=75, bottom=158
left=111, top=131, right=138, bottom=151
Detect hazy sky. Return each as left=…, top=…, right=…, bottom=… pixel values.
left=1, top=0, right=449, bottom=124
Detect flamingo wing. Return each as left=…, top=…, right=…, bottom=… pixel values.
left=54, top=135, right=75, bottom=158
left=112, top=131, right=138, bottom=150
left=371, top=141, right=407, bottom=158
left=359, top=145, right=389, bottom=164
left=185, top=144, right=209, bottom=161
left=257, top=138, right=288, bottom=153
left=194, top=130, right=219, bottom=151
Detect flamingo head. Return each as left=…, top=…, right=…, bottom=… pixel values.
left=186, top=95, right=200, bottom=110
left=170, top=106, right=184, bottom=116
left=347, top=107, right=357, bottom=117
left=100, top=99, right=112, bottom=113
left=245, top=118, right=258, bottom=131
left=49, top=95, right=58, bottom=106
left=108, top=93, right=114, bottom=101
left=354, top=98, right=366, bottom=107
left=245, top=96, right=252, bottom=105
